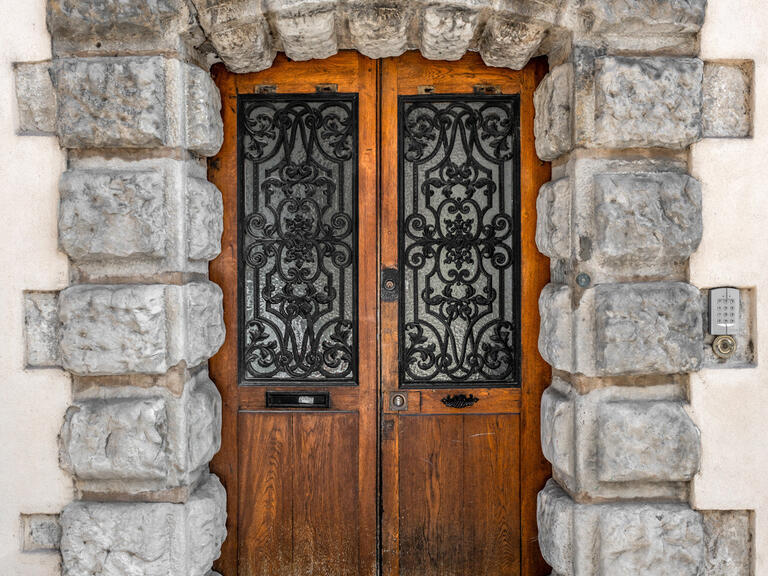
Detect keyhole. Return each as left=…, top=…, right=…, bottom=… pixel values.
left=384, top=279, right=395, bottom=291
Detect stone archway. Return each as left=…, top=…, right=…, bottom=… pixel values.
left=14, top=1, right=755, bottom=574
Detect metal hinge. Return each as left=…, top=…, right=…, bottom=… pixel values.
left=316, top=83, right=338, bottom=93
left=254, top=84, right=276, bottom=94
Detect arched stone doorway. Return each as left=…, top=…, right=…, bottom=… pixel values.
left=13, top=1, right=755, bottom=574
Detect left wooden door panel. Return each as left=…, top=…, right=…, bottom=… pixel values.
left=209, top=52, right=378, bottom=576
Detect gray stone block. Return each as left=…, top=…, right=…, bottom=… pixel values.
left=59, top=170, right=167, bottom=261
left=20, top=514, right=61, bottom=551
left=570, top=0, right=706, bottom=35
left=538, top=479, right=705, bottom=576
left=539, top=282, right=703, bottom=376
left=274, top=2, right=338, bottom=62
left=58, top=281, right=224, bottom=375
left=597, top=401, right=700, bottom=483
left=52, top=57, right=222, bottom=154
left=186, top=65, right=224, bottom=157
left=60, top=474, right=226, bottom=576
left=592, top=57, right=703, bottom=149
left=421, top=5, right=479, bottom=62
left=191, top=0, right=275, bottom=73
left=479, top=15, right=547, bottom=70
left=347, top=2, right=411, bottom=59
left=187, top=177, right=224, bottom=262
left=60, top=370, right=221, bottom=496
left=46, top=0, right=194, bottom=56
left=542, top=378, right=699, bottom=500
left=534, top=64, right=573, bottom=161
left=703, top=510, right=752, bottom=576
left=541, top=156, right=702, bottom=282
left=702, top=61, right=753, bottom=139
left=13, top=61, right=56, bottom=135
left=535, top=177, right=571, bottom=261
left=57, top=158, right=222, bottom=280
left=595, top=282, right=703, bottom=375
left=24, top=291, right=61, bottom=368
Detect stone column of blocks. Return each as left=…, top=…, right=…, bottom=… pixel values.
left=533, top=2, right=753, bottom=574
left=17, top=3, right=230, bottom=575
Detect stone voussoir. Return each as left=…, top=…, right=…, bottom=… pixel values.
left=541, top=377, right=700, bottom=501
left=538, top=281, right=703, bottom=376
left=58, top=281, right=225, bottom=376
left=58, top=157, right=222, bottom=280
left=60, top=474, right=226, bottom=576
left=537, top=479, right=705, bottom=576
left=60, top=370, right=221, bottom=497
left=51, top=56, right=222, bottom=155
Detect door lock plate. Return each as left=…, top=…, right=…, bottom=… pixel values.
left=381, top=268, right=399, bottom=302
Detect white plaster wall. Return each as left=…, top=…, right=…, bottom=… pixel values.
left=690, top=0, right=768, bottom=573
left=0, top=0, right=71, bottom=573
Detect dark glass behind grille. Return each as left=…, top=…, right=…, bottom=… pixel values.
left=238, top=94, right=358, bottom=385
left=398, top=95, right=521, bottom=387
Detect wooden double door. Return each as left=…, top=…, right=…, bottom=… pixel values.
left=209, top=51, right=551, bottom=576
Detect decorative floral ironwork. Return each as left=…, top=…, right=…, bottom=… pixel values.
left=399, top=96, right=521, bottom=386
left=239, top=95, right=358, bottom=383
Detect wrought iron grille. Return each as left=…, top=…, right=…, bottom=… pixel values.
left=398, top=95, right=521, bottom=387
left=238, top=94, right=358, bottom=385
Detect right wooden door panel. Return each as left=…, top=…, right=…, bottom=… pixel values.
left=398, top=414, right=521, bottom=575
left=380, top=52, right=551, bottom=576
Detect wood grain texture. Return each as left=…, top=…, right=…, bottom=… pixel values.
left=380, top=52, right=551, bottom=576
left=209, top=52, right=378, bottom=576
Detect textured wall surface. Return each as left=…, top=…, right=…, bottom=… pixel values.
left=0, top=2, right=70, bottom=574
left=691, top=0, right=767, bottom=573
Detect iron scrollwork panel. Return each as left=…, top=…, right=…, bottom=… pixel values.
left=238, top=94, right=358, bottom=385
left=398, top=95, right=521, bottom=387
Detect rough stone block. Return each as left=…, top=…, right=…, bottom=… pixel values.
left=59, top=169, right=166, bottom=261
left=60, top=370, right=221, bottom=496
left=192, top=0, right=275, bottom=73
left=539, top=282, right=703, bottom=377
left=542, top=378, right=699, bottom=500
left=47, top=0, right=193, bottom=55
left=20, top=514, right=61, bottom=551
left=421, top=6, right=479, bottom=61
left=347, top=2, right=410, bottom=59
left=571, top=0, right=706, bottom=35
left=534, top=64, right=573, bottom=161
left=60, top=474, right=226, bottom=576
left=58, top=158, right=222, bottom=280
left=24, top=291, right=61, bottom=368
left=479, top=15, right=548, bottom=70
left=595, top=282, right=702, bottom=375
left=14, top=61, right=56, bottom=135
left=536, top=177, right=571, bottom=261
left=52, top=57, right=223, bottom=154
left=538, top=479, right=705, bottom=576
left=703, top=510, right=752, bottom=576
left=597, top=401, right=700, bottom=482
left=547, top=156, right=701, bottom=282
left=58, top=281, right=225, bottom=375
left=275, top=4, right=338, bottom=61
left=187, top=177, right=224, bottom=261
left=702, top=61, right=753, bottom=139
left=186, top=65, right=224, bottom=157
left=592, top=57, right=703, bottom=149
